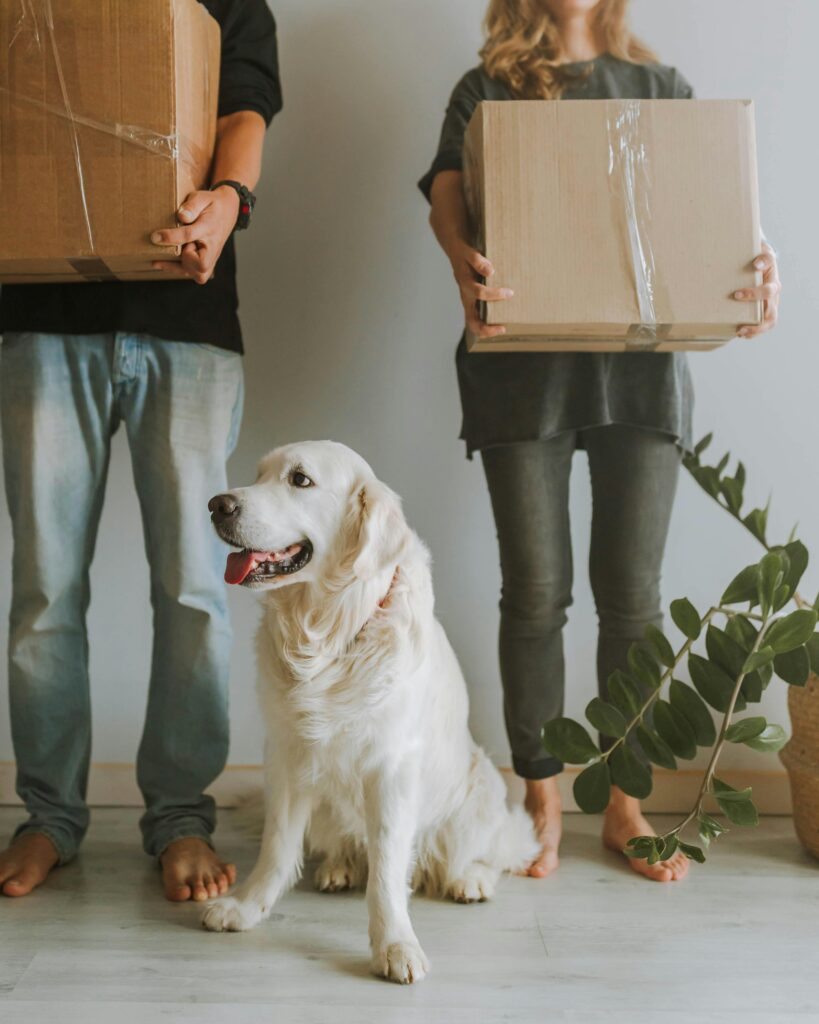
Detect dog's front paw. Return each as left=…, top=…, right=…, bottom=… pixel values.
left=371, top=941, right=430, bottom=984
left=201, top=895, right=264, bottom=933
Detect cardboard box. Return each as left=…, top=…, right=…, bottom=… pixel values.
left=464, top=100, right=762, bottom=353
left=0, top=0, right=220, bottom=283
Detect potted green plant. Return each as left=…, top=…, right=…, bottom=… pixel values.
left=542, top=435, right=819, bottom=865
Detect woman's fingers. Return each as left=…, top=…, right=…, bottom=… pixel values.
left=732, top=283, right=780, bottom=302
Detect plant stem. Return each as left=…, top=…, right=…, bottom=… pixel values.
left=601, top=604, right=744, bottom=763
left=665, top=611, right=772, bottom=839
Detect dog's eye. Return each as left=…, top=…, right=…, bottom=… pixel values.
left=290, top=470, right=314, bottom=489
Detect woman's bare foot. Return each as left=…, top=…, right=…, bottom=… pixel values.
left=602, top=786, right=689, bottom=882
left=159, top=837, right=237, bottom=902
left=0, top=833, right=60, bottom=897
left=524, top=777, right=562, bottom=877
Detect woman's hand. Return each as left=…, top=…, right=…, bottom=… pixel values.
left=449, top=241, right=513, bottom=338
left=733, top=242, right=781, bottom=338
left=150, top=186, right=241, bottom=284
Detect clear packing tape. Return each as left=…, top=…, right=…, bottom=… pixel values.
left=606, top=100, right=661, bottom=349
left=1, top=0, right=214, bottom=280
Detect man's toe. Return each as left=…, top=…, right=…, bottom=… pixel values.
left=224, top=863, right=237, bottom=886
left=165, top=881, right=193, bottom=902
left=2, top=867, right=39, bottom=897
left=192, top=880, right=209, bottom=902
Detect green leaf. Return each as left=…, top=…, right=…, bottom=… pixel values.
left=773, top=584, right=793, bottom=612
left=585, top=698, right=628, bottom=739
left=669, top=679, right=716, bottom=745
left=627, top=643, right=661, bottom=690
left=625, top=835, right=655, bottom=860
left=689, top=465, right=722, bottom=498
left=670, top=598, right=701, bottom=641
left=782, top=540, right=809, bottom=593
left=572, top=761, right=611, bottom=814
left=694, top=433, right=713, bottom=456
left=773, top=645, right=810, bottom=687
left=679, top=841, right=706, bottom=864
left=698, top=811, right=728, bottom=847
left=542, top=719, right=600, bottom=764
left=725, top=717, right=767, bottom=743
left=744, top=724, right=788, bottom=753
left=712, top=778, right=753, bottom=801
left=706, top=625, right=746, bottom=676
left=716, top=452, right=731, bottom=475
left=806, top=633, right=819, bottom=673
left=725, top=615, right=758, bottom=650
left=743, top=507, right=768, bottom=545
left=644, top=624, right=675, bottom=668
left=609, top=745, right=653, bottom=800
left=635, top=725, right=677, bottom=770
left=721, top=564, right=759, bottom=606
left=658, top=834, right=679, bottom=861
left=717, top=794, right=759, bottom=827
left=652, top=700, right=698, bottom=760
left=765, top=609, right=819, bottom=654
left=720, top=477, right=743, bottom=513
left=742, top=661, right=772, bottom=704
left=711, top=779, right=759, bottom=825
left=606, top=671, right=642, bottom=719
left=742, top=647, right=776, bottom=673
left=757, top=552, right=784, bottom=617
left=688, top=654, right=746, bottom=714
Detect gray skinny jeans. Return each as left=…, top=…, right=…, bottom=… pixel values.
left=481, top=425, right=681, bottom=780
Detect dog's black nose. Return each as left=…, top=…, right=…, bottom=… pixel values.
left=209, top=493, right=240, bottom=523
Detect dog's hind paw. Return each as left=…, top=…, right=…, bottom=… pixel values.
left=201, top=895, right=263, bottom=933
left=372, top=940, right=430, bottom=984
left=314, top=857, right=364, bottom=893
left=446, top=863, right=498, bottom=903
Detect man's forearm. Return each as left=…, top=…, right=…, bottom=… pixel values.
left=210, top=111, right=267, bottom=192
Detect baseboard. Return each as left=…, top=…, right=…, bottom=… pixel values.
left=0, top=760, right=793, bottom=815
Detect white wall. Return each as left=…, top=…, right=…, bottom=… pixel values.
left=0, top=0, right=817, bottom=779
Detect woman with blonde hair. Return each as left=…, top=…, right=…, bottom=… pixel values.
left=419, top=0, right=780, bottom=882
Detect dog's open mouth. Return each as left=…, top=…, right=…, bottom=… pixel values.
left=224, top=541, right=313, bottom=585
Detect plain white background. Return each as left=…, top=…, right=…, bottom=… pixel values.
left=0, top=0, right=817, bottom=779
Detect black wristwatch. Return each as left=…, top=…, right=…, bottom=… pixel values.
left=210, top=180, right=256, bottom=231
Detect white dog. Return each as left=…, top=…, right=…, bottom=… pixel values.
left=201, top=441, right=538, bottom=984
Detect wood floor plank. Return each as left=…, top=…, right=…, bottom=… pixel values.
left=0, top=807, right=816, bottom=1020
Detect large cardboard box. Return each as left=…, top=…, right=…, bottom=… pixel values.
left=0, top=0, right=220, bottom=283
left=464, top=100, right=762, bottom=353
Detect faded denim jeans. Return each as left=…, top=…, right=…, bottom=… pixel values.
left=481, top=426, right=681, bottom=780
left=0, top=333, right=243, bottom=862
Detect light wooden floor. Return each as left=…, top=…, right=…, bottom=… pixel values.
left=0, top=808, right=816, bottom=1024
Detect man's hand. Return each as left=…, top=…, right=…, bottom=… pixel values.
left=151, top=186, right=240, bottom=284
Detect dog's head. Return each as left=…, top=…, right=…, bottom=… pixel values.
left=209, top=441, right=410, bottom=591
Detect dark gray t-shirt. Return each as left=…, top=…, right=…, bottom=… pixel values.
left=419, top=54, right=696, bottom=458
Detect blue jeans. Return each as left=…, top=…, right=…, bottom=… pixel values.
left=0, top=333, right=243, bottom=862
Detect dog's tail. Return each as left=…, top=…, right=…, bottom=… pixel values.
left=495, top=804, right=541, bottom=873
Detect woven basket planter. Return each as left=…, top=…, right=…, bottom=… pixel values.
left=780, top=673, right=819, bottom=860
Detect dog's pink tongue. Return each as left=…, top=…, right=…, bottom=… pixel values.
left=225, top=550, right=266, bottom=585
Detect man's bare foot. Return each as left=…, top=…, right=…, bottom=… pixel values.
left=0, top=833, right=60, bottom=897
left=602, top=786, right=689, bottom=882
left=524, top=777, right=562, bottom=877
left=159, top=837, right=237, bottom=902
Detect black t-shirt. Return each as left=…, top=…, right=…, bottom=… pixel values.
left=0, top=0, right=282, bottom=354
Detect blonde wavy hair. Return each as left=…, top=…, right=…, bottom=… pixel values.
left=481, top=0, right=657, bottom=99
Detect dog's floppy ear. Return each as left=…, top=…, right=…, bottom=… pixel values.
left=352, top=479, right=410, bottom=582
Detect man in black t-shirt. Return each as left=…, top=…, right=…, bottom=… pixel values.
left=0, top=0, right=282, bottom=900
